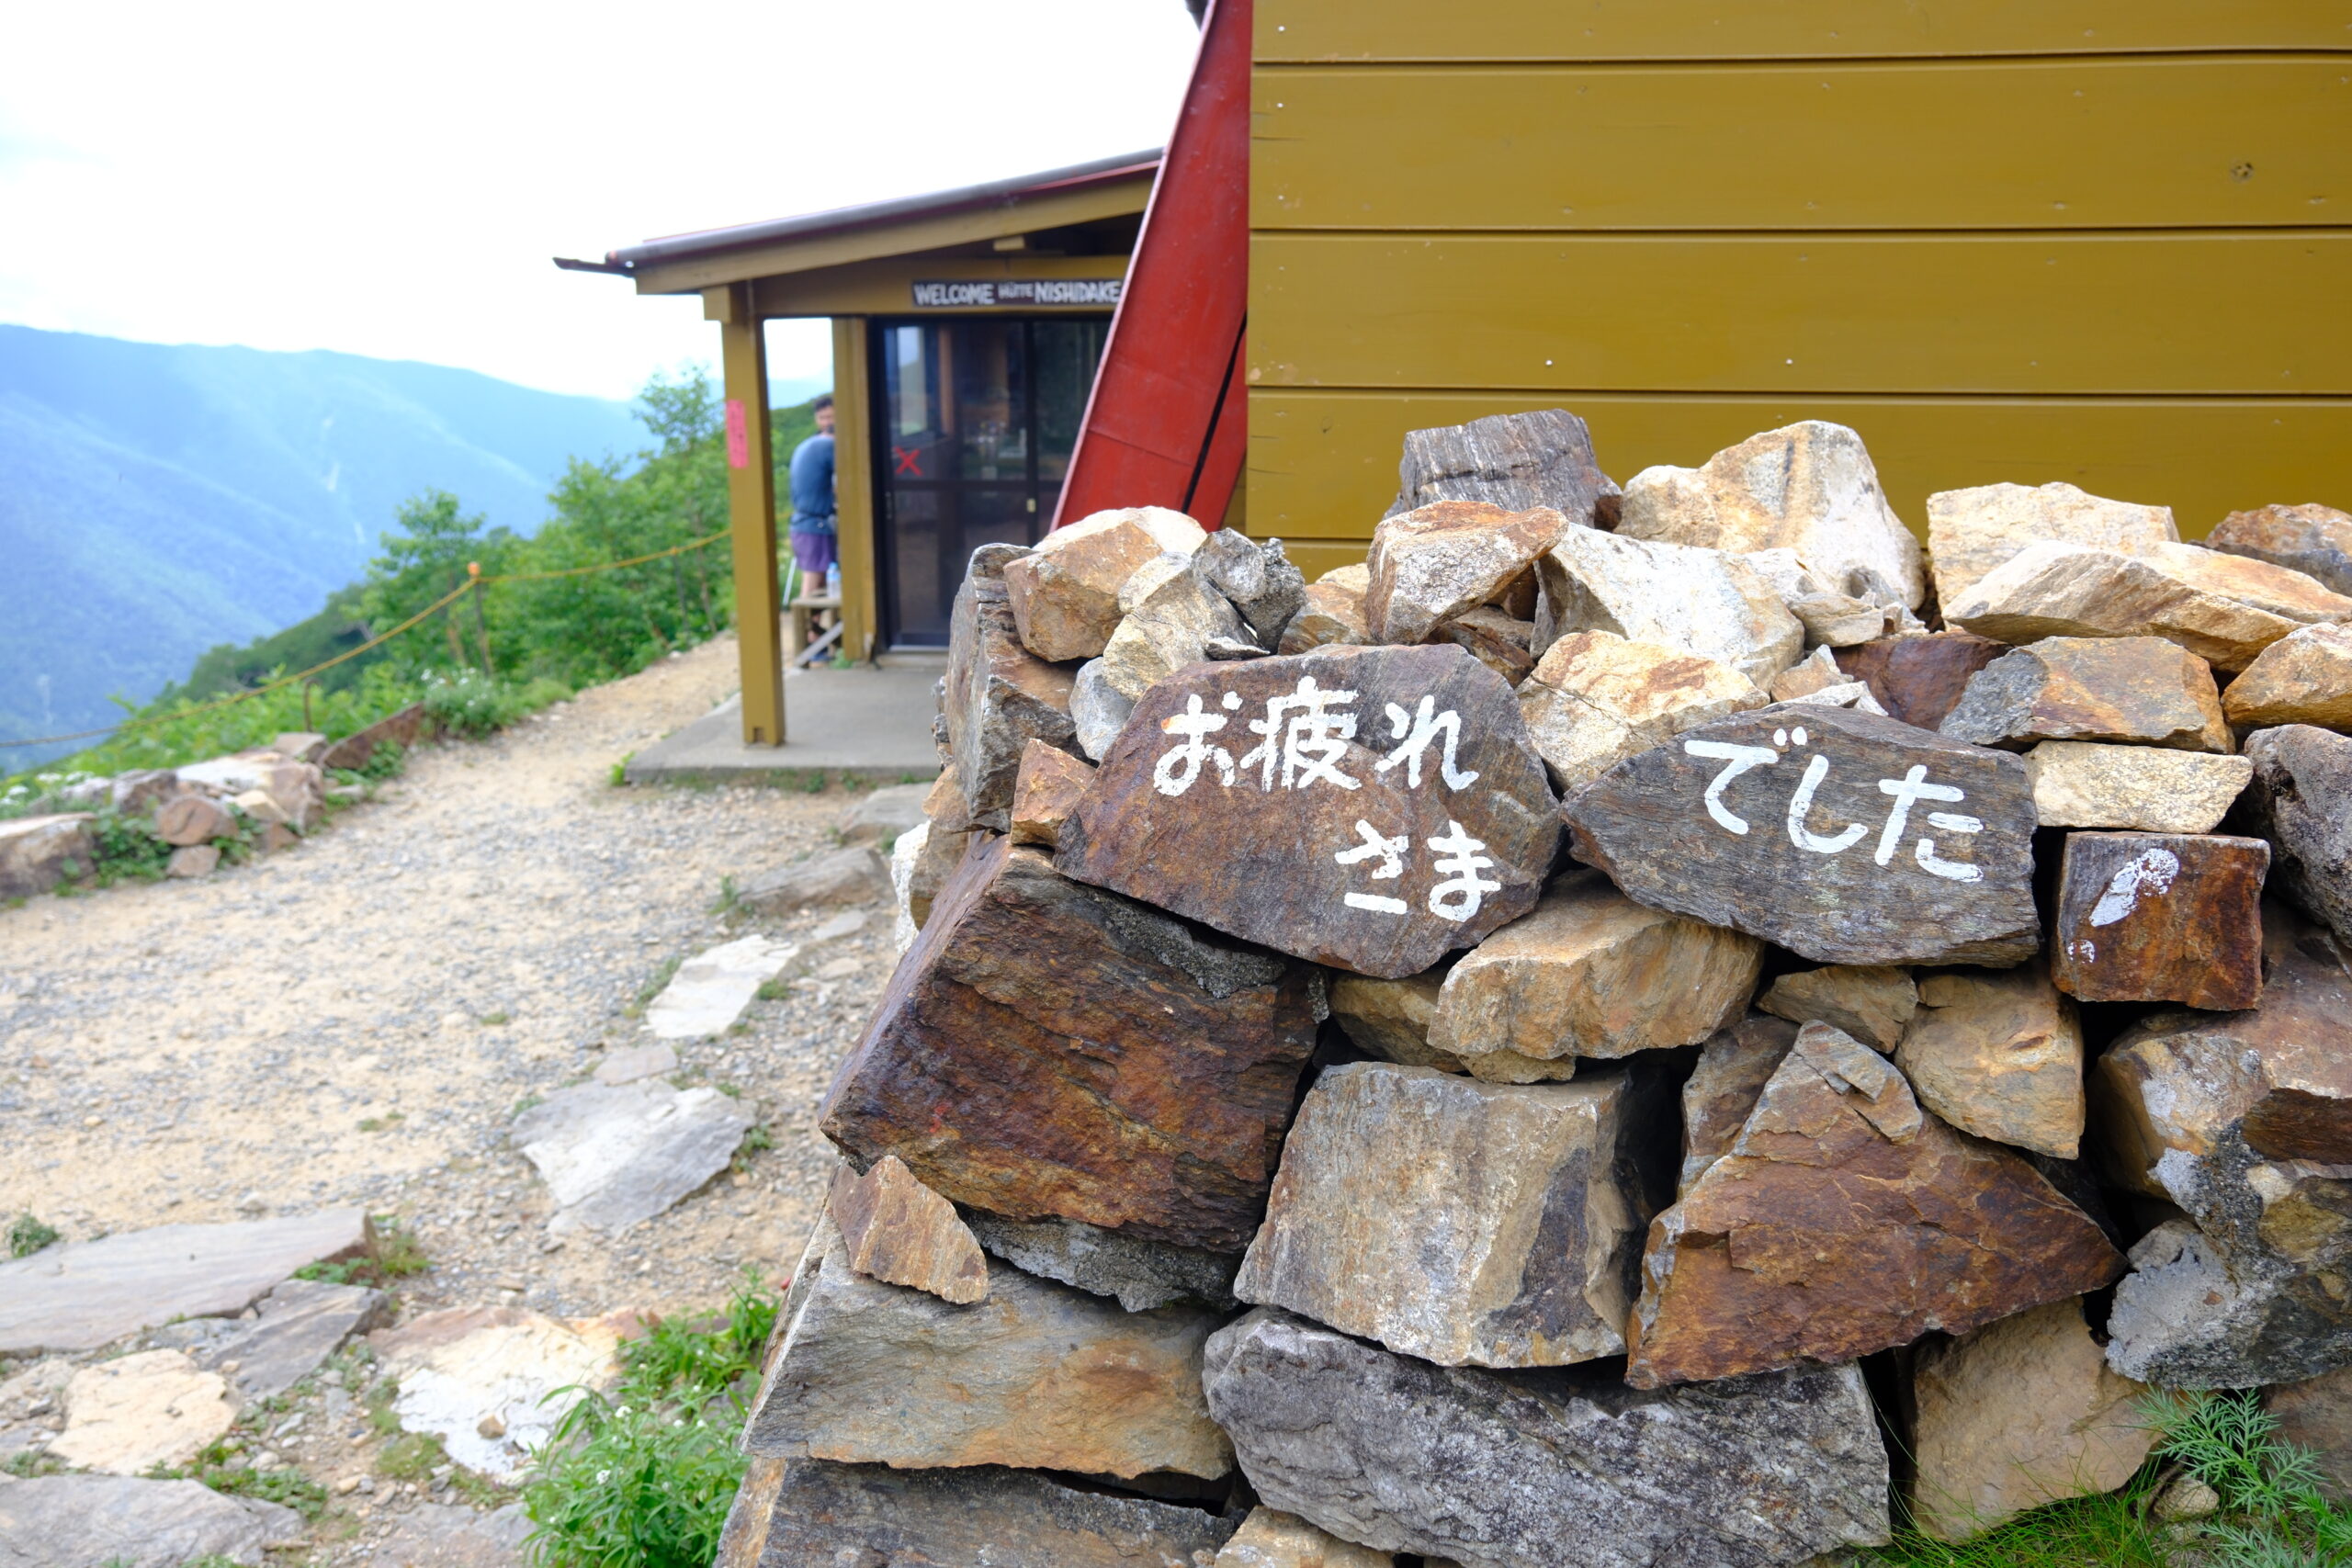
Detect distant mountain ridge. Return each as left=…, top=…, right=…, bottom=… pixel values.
left=0, top=326, right=648, bottom=764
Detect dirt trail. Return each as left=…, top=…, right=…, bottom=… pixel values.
left=1, top=635, right=902, bottom=1319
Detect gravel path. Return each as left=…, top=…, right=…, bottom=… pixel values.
left=2, top=634, right=909, bottom=1324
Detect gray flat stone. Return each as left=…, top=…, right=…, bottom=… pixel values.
left=721, top=1458, right=1241, bottom=1568
left=837, top=784, right=932, bottom=845
left=0, top=1473, right=304, bottom=1567
left=642, top=934, right=798, bottom=1040
left=0, top=1210, right=368, bottom=1356
left=372, top=1501, right=533, bottom=1567
left=193, top=1278, right=382, bottom=1405
left=964, top=1213, right=1239, bottom=1312
left=1203, top=1307, right=1891, bottom=1568
left=738, top=846, right=888, bottom=913
left=511, top=1082, right=753, bottom=1235
left=591, top=1042, right=677, bottom=1087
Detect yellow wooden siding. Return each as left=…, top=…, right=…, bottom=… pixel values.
left=1252, top=232, right=2352, bottom=396
left=1250, top=392, right=2352, bottom=547
left=1253, top=59, right=2350, bottom=231
left=1247, top=9, right=2352, bottom=553
left=1257, top=1, right=2352, bottom=63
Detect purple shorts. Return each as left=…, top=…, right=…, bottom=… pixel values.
left=789, top=530, right=837, bottom=580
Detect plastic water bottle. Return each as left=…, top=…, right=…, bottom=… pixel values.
left=824, top=562, right=842, bottom=598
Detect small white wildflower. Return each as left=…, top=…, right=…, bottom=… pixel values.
left=594, top=1468, right=610, bottom=1485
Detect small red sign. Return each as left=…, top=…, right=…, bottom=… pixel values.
left=724, top=399, right=749, bottom=469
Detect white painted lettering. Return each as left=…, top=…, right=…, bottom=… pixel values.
left=1785, top=754, right=1868, bottom=855
left=1152, top=695, right=1236, bottom=796
left=1427, top=820, right=1499, bottom=922
left=1238, top=675, right=1361, bottom=792
left=1685, top=740, right=1781, bottom=835
left=1873, top=766, right=1966, bottom=866
left=1374, top=697, right=1479, bottom=790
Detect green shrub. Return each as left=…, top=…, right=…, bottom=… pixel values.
left=521, top=1273, right=779, bottom=1568
left=6, top=1213, right=60, bottom=1259
left=421, top=670, right=569, bottom=739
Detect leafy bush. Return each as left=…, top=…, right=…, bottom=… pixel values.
left=7, top=1213, right=61, bottom=1258
left=521, top=1273, right=779, bottom=1568
left=84, top=807, right=175, bottom=885
left=421, top=670, right=569, bottom=739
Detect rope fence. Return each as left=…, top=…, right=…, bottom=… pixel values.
left=1, top=527, right=729, bottom=753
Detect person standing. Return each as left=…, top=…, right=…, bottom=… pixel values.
left=787, top=395, right=838, bottom=586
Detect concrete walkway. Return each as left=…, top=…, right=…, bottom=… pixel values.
left=623, top=660, right=943, bottom=784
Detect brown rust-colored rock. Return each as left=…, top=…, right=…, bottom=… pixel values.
left=1758, top=964, right=1917, bottom=1051
left=1279, top=577, right=1371, bottom=654
left=1057, top=644, right=1559, bottom=978
left=820, top=838, right=1320, bottom=1251
left=1327, top=970, right=1452, bottom=1068
left=1835, top=632, right=2008, bottom=731
left=746, top=1235, right=1231, bottom=1479
left=1515, top=630, right=1765, bottom=795
left=1233, top=1061, right=1665, bottom=1369
left=1895, top=964, right=2086, bottom=1160
left=2023, top=742, right=2253, bottom=834
left=943, top=562, right=1080, bottom=832
left=1215, top=1507, right=1392, bottom=1568
left=2210, top=502, right=2352, bottom=598
left=2051, top=831, right=2268, bottom=1010
left=2093, top=908, right=2352, bottom=1191
left=826, top=1156, right=989, bottom=1304
left=2236, top=725, right=2352, bottom=946
left=2224, top=623, right=2352, bottom=732
left=1625, top=1022, right=2123, bottom=1388
left=1679, top=1013, right=1799, bottom=1192
left=1428, top=871, right=1760, bottom=1064
left=1366, top=501, right=1567, bottom=645
left=1910, top=1297, right=2157, bottom=1542
left=1002, top=510, right=1174, bottom=662
left=1435, top=604, right=1536, bottom=684
left=2267, top=1366, right=2352, bottom=1504
left=1925, top=481, right=2178, bottom=610
left=2093, top=908, right=2352, bottom=1385
left=1562, top=705, right=2040, bottom=967
left=1947, top=543, right=2350, bottom=673
left=1008, top=739, right=1093, bottom=849
left=155, top=794, right=236, bottom=847
left=1939, top=637, right=2231, bottom=753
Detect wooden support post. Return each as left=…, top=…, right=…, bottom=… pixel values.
left=831, top=315, right=880, bottom=662
left=713, top=283, right=785, bottom=744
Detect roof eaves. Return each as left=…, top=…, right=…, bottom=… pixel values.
left=605, top=148, right=1162, bottom=270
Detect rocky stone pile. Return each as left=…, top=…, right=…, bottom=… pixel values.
left=0, top=705, right=436, bottom=897
left=724, top=414, right=2352, bottom=1567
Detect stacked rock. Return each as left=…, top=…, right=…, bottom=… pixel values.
left=721, top=412, right=2352, bottom=1568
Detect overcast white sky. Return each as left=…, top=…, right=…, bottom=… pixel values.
left=0, top=1, right=1200, bottom=402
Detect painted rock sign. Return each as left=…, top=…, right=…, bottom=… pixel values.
left=1562, top=705, right=2039, bottom=966
left=1057, top=645, right=1559, bottom=977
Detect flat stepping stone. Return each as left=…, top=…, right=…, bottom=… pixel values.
left=0, top=1209, right=368, bottom=1356
left=512, top=1082, right=753, bottom=1235
left=368, top=1307, right=622, bottom=1483
left=644, top=935, right=797, bottom=1040
left=0, top=1473, right=303, bottom=1567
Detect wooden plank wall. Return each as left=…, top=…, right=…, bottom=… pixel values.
left=1246, top=1, right=2352, bottom=579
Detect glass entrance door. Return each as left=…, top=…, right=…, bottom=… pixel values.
left=872, top=315, right=1111, bottom=648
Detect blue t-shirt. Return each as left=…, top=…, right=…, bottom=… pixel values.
left=788, top=432, right=836, bottom=535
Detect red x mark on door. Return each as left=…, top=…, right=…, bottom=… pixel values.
left=891, top=446, right=924, bottom=477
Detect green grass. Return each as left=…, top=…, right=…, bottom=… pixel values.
left=626, top=955, right=684, bottom=1018
left=144, top=1432, right=330, bottom=1520
left=520, top=1272, right=779, bottom=1568
left=293, top=1215, right=429, bottom=1287
left=1864, top=1389, right=2352, bottom=1567
left=6, top=1213, right=61, bottom=1258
